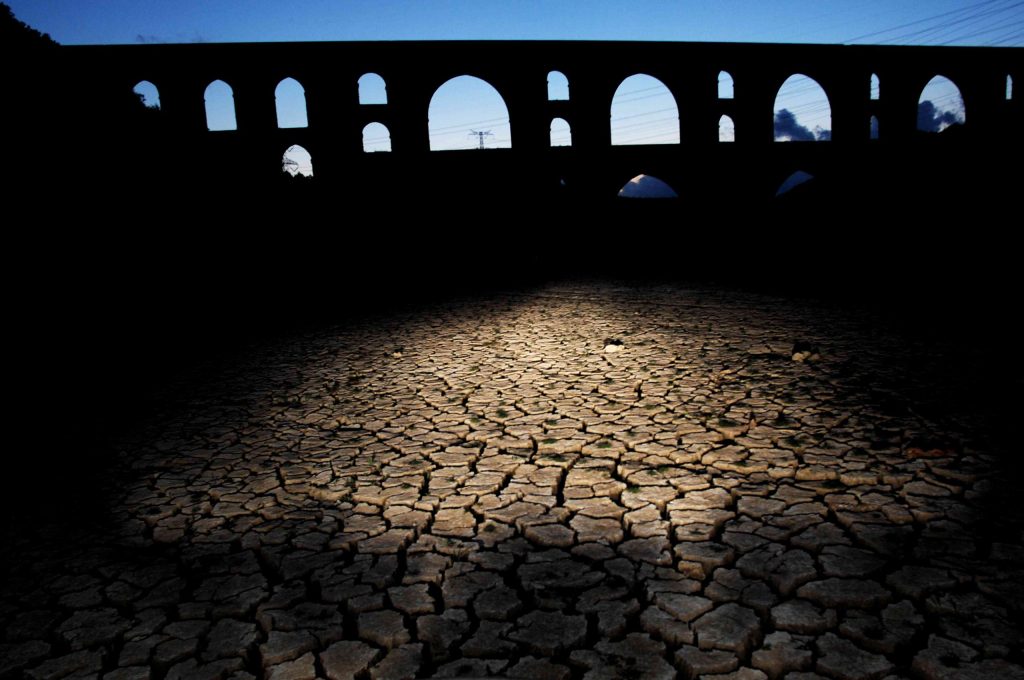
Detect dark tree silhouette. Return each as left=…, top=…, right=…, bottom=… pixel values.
left=0, top=2, right=58, bottom=47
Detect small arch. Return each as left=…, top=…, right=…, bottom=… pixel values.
left=718, top=71, right=734, bottom=99
left=275, top=77, right=308, bottom=129
left=610, top=74, right=680, bottom=146
left=870, top=115, right=879, bottom=140
left=282, top=144, right=313, bottom=177
left=774, top=74, right=831, bottom=142
left=719, top=115, right=735, bottom=143
left=428, top=75, right=512, bottom=151
left=1008, top=74, right=1014, bottom=100
left=363, top=122, right=392, bottom=153
left=550, top=117, right=572, bottom=147
left=618, top=174, right=678, bottom=199
left=548, top=71, right=569, bottom=101
left=133, top=80, right=160, bottom=109
left=917, top=75, right=965, bottom=133
left=870, top=74, right=880, bottom=101
left=776, top=170, right=814, bottom=197
left=358, top=73, right=387, bottom=105
left=204, top=80, right=236, bottom=132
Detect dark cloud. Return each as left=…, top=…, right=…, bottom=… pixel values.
left=135, top=34, right=162, bottom=43
left=774, top=109, right=816, bottom=142
left=815, top=127, right=832, bottom=141
left=918, top=100, right=962, bottom=133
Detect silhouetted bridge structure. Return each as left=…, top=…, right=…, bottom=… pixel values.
left=49, top=40, right=1019, bottom=202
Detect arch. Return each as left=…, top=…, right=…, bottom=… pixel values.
left=204, top=80, right=236, bottom=132
left=358, top=73, right=387, bottom=105
left=275, top=77, right=308, bottom=129
left=282, top=144, right=313, bottom=177
left=550, top=117, right=571, bottom=147
left=774, top=74, right=831, bottom=142
left=776, top=170, right=814, bottom=197
left=870, top=115, right=879, bottom=140
left=718, top=71, right=734, bottom=99
left=719, top=115, right=735, bottom=143
left=548, top=71, right=569, bottom=101
left=618, top=174, right=679, bottom=198
left=133, top=80, right=160, bottom=109
left=610, top=74, right=680, bottom=146
left=870, top=73, right=880, bottom=101
left=363, top=122, right=392, bottom=152
left=428, top=75, right=512, bottom=151
left=917, top=75, right=965, bottom=133
left=1008, top=74, right=1014, bottom=100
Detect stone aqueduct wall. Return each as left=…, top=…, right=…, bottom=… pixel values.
left=64, top=40, right=1023, bottom=196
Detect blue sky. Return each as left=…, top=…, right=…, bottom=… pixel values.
left=20, top=0, right=1014, bottom=174
left=12, top=0, right=1024, bottom=46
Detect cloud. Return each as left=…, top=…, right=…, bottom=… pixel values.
left=774, top=109, right=816, bottom=142
left=918, top=100, right=962, bottom=133
left=135, top=34, right=163, bottom=43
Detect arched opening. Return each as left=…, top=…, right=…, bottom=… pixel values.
left=282, top=145, right=313, bottom=177
left=774, top=74, right=831, bottom=142
left=548, top=71, right=569, bottom=101
left=610, top=74, right=680, bottom=146
left=1008, top=74, right=1014, bottom=100
left=719, top=115, right=735, bottom=143
left=870, top=115, right=880, bottom=140
left=204, top=80, right=236, bottom=132
left=870, top=74, right=880, bottom=101
left=718, top=71, right=734, bottom=99
left=917, top=75, right=965, bottom=133
left=275, top=77, right=308, bottom=129
left=358, top=73, right=387, bottom=105
left=428, top=75, right=512, bottom=151
left=550, top=117, right=571, bottom=147
left=776, top=170, right=814, bottom=197
left=363, top=122, right=392, bottom=153
left=618, top=174, right=678, bottom=199
left=133, top=81, right=160, bottom=110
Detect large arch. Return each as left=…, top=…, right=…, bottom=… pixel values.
left=610, top=74, right=680, bottom=146
left=204, top=80, right=236, bottom=132
left=282, top=144, right=313, bottom=177
left=718, top=71, right=734, bottom=99
left=719, top=115, right=735, bottom=143
left=618, top=174, right=679, bottom=198
left=917, top=75, right=965, bottom=133
left=275, top=77, right=308, bottom=129
left=774, top=74, right=831, bottom=142
left=428, top=75, right=512, bottom=151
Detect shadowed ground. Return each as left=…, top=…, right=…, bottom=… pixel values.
left=2, top=284, right=1023, bottom=680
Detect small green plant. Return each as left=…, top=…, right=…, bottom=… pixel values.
left=597, top=441, right=612, bottom=449
left=542, top=438, right=556, bottom=445
left=496, top=409, right=509, bottom=418
left=483, top=523, right=497, bottom=533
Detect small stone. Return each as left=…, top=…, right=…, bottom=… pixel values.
left=103, top=667, right=152, bottom=680
left=0, top=640, right=51, bottom=677
left=204, top=618, right=259, bottom=661
left=693, top=604, right=762, bottom=657
left=675, top=645, right=739, bottom=677
left=819, top=546, right=887, bottom=578
left=704, top=670, right=768, bottom=680
left=369, top=643, right=422, bottom=680
left=770, top=600, right=837, bottom=635
left=267, top=652, right=316, bottom=680
left=473, top=585, right=524, bottom=621
left=640, top=605, right=694, bottom=645
left=260, top=631, right=316, bottom=668
left=358, top=609, right=410, bottom=649
left=797, top=579, right=891, bottom=609
left=571, top=634, right=675, bottom=680
left=655, top=593, right=714, bottom=623
left=164, top=658, right=244, bottom=680
left=885, top=566, right=956, bottom=599
left=321, top=640, right=381, bottom=680
left=388, top=584, right=434, bottom=616
left=751, top=631, right=813, bottom=678
left=619, top=536, right=673, bottom=565
left=815, top=633, right=894, bottom=680
left=416, top=610, right=471, bottom=661
left=507, top=656, right=571, bottom=680
left=675, top=541, right=736, bottom=572
left=509, top=610, right=587, bottom=656
left=736, top=544, right=817, bottom=596
left=25, top=650, right=104, bottom=680
left=524, top=523, right=576, bottom=548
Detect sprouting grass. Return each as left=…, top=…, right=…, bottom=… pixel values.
left=542, top=438, right=557, bottom=445
left=496, top=409, right=509, bottom=419
left=597, top=441, right=613, bottom=449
